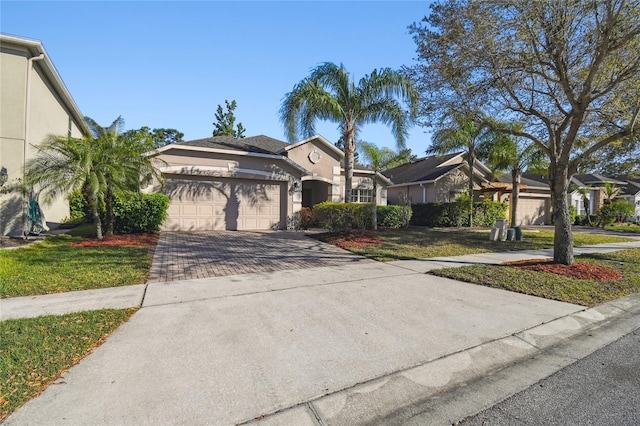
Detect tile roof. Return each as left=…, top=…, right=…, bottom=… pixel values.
left=382, top=153, right=463, bottom=184
left=179, top=135, right=290, bottom=155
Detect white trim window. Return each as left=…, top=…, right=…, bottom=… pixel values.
left=351, top=188, right=374, bottom=203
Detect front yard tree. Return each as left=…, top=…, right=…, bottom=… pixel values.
left=25, top=136, right=113, bottom=240
left=358, top=142, right=404, bottom=230
left=280, top=62, right=418, bottom=203
left=484, top=122, right=547, bottom=228
left=429, top=116, right=497, bottom=227
left=213, top=100, right=246, bottom=139
left=408, top=0, right=640, bottom=264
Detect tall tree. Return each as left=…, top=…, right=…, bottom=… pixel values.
left=483, top=122, right=547, bottom=228
left=213, top=100, right=246, bottom=139
left=84, top=117, right=140, bottom=236
left=408, top=0, right=640, bottom=264
left=25, top=136, right=113, bottom=239
left=280, top=62, right=418, bottom=202
left=358, top=142, right=409, bottom=229
left=429, top=116, right=496, bottom=226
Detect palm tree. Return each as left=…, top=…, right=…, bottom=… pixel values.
left=429, top=117, right=496, bottom=226
left=484, top=123, right=546, bottom=228
left=84, top=116, right=164, bottom=235
left=24, top=135, right=113, bottom=239
left=358, top=142, right=398, bottom=230
left=576, top=185, right=593, bottom=226
left=280, top=62, right=418, bottom=202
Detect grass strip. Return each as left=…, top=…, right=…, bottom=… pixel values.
left=0, top=308, right=137, bottom=421
left=1, top=234, right=152, bottom=298
left=327, top=228, right=634, bottom=262
left=429, top=248, right=640, bottom=307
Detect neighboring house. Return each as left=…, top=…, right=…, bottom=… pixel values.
left=147, top=134, right=390, bottom=231
left=0, top=34, right=88, bottom=236
left=570, top=174, right=627, bottom=215
left=489, top=173, right=552, bottom=225
left=616, top=178, right=640, bottom=221
left=382, top=152, right=492, bottom=205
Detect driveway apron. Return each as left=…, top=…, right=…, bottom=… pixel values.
left=147, top=231, right=371, bottom=283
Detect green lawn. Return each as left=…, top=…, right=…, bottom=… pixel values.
left=0, top=233, right=153, bottom=298
left=320, top=228, right=635, bottom=262
left=0, top=309, right=137, bottom=421
left=430, top=248, right=640, bottom=307
left=606, top=223, right=640, bottom=234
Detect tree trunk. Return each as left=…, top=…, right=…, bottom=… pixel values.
left=372, top=178, right=378, bottom=230
left=105, top=184, right=114, bottom=236
left=467, top=152, right=475, bottom=227
left=549, top=165, right=574, bottom=265
left=90, top=192, right=103, bottom=240
left=510, top=169, right=521, bottom=228
left=583, top=197, right=592, bottom=226
left=343, top=128, right=356, bottom=204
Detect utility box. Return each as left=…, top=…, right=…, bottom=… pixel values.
left=495, top=219, right=508, bottom=241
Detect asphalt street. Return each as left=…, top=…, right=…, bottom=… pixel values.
left=461, top=328, right=640, bottom=426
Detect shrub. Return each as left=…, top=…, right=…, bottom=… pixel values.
left=597, top=200, right=635, bottom=227
left=473, top=200, right=509, bottom=227
left=314, top=202, right=374, bottom=232
left=569, top=205, right=577, bottom=225
left=377, top=205, right=412, bottom=228
left=410, top=200, right=507, bottom=227
left=291, top=207, right=317, bottom=230
left=68, top=191, right=90, bottom=220
left=112, top=192, right=169, bottom=233
left=574, top=214, right=598, bottom=226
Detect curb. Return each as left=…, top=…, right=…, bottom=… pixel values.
left=242, top=293, right=640, bottom=425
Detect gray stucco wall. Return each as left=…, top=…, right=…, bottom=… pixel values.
left=0, top=42, right=86, bottom=236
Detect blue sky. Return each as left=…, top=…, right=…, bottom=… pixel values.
left=1, top=1, right=434, bottom=156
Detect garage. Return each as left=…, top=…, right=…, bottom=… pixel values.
left=516, top=196, right=549, bottom=225
left=162, top=175, right=286, bottom=231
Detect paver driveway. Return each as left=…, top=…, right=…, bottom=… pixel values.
left=147, top=231, right=371, bottom=282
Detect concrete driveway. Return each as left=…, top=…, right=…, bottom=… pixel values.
left=6, top=239, right=588, bottom=425
left=148, top=231, right=372, bottom=282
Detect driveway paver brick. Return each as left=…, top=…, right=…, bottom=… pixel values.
left=147, top=231, right=371, bottom=283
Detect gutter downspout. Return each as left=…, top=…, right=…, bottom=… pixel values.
left=23, top=53, right=45, bottom=236
left=419, top=183, right=426, bottom=203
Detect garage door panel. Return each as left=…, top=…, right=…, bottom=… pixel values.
left=163, top=177, right=284, bottom=231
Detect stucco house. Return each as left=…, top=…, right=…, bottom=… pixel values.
left=147, top=134, right=390, bottom=231
left=618, top=178, right=640, bottom=221
left=488, top=173, right=552, bottom=225
left=382, top=152, right=492, bottom=205
left=0, top=34, right=88, bottom=236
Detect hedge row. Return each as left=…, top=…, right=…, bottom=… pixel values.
left=410, top=200, right=508, bottom=227
left=68, top=191, right=169, bottom=233
left=310, top=202, right=412, bottom=232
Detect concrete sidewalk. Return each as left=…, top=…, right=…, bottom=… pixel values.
left=3, top=239, right=640, bottom=425
left=3, top=239, right=639, bottom=321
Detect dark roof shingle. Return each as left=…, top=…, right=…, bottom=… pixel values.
left=179, top=135, right=289, bottom=155
left=382, top=153, right=462, bottom=184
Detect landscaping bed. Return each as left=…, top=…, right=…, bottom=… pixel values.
left=430, top=248, right=640, bottom=307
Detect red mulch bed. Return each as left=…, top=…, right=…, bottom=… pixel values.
left=504, top=259, right=622, bottom=281
left=315, top=230, right=384, bottom=249
left=71, top=233, right=159, bottom=248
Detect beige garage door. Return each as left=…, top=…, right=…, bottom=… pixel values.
left=516, top=197, right=549, bottom=225
left=162, top=176, right=285, bottom=231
